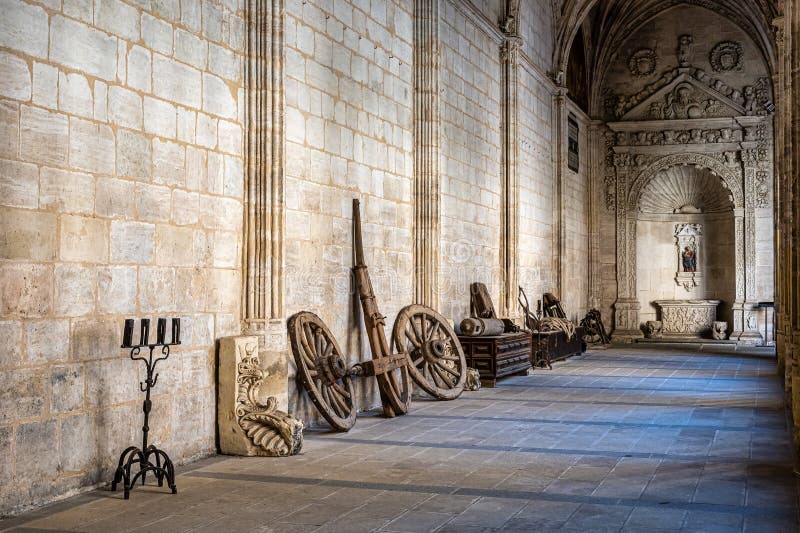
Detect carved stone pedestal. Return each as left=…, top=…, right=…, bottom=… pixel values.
left=218, top=336, right=303, bottom=457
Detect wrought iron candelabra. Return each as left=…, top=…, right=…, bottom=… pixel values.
left=111, top=317, right=180, bottom=499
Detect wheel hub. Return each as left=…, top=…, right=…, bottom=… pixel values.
left=319, top=355, right=348, bottom=383
left=421, top=339, right=446, bottom=362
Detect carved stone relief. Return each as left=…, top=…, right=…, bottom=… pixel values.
left=655, top=300, right=719, bottom=336
left=677, top=35, right=694, bottom=67
left=628, top=48, right=657, bottom=77
left=755, top=171, right=770, bottom=207
left=218, top=336, right=304, bottom=457
left=710, top=41, right=743, bottom=72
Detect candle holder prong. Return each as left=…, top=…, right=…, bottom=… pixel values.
left=111, top=317, right=181, bottom=499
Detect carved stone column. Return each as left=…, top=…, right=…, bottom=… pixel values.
left=241, top=0, right=289, bottom=407
left=738, top=149, right=763, bottom=344
left=731, top=207, right=747, bottom=339
left=552, top=89, right=567, bottom=298
left=413, top=0, right=441, bottom=309
left=773, top=17, right=787, bottom=376
left=612, top=155, right=640, bottom=340
left=587, top=121, right=605, bottom=310
left=790, top=0, right=800, bottom=473
left=499, top=35, right=521, bottom=316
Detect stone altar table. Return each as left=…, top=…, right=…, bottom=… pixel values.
left=654, top=300, right=721, bottom=338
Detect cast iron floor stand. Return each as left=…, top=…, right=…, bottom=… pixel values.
left=111, top=341, right=178, bottom=499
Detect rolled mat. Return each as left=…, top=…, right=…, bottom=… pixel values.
left=459, top=317, right=506, bottom=336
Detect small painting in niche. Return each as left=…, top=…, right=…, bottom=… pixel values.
left=682, top=243, right=697, bottom=272
left=567, top=115, right=579, bottom=172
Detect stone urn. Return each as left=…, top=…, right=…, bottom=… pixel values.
left=644, top=320, right=663, bottom=339
left=712, top=321, right=728, bottom=340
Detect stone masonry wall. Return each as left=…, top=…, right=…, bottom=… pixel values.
left=561, top=103, right=590, bottom=321
left=283, top=0, right=415, bottom=424
left=518, top=62, right=555, bottom=305
left=438, top=0, right=503, bottom=321
left=0, top=0, right=245, bottom=514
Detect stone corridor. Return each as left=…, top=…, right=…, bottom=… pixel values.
left=2, top=346, right=797, bottom=532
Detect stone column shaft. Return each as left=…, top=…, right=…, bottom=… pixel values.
left=413, top=0, right=441, bottom=309
left=500, top=36, right=521, bottom=316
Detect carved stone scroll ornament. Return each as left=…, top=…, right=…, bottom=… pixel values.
left=628, top=48, right=657, bottom=77
left=236, top=344, right=303, bottom=456
left=218, top=336, right=303, bottom=458
left=710, top=41, right=743, bottom=72
left=755, top=171, right=770, bottom=207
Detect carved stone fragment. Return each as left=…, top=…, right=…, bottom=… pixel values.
left=710, top=41, right=743, bottom=72
left=218, top=336, right=303, bottom=457
left=628, top=48, right=657, bottom=77
left=464, top=368, right=482, bottom=391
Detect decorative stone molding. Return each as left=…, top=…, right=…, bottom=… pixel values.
left=218, top=336, right=303, bottom=457
left=628, top=48, right=657, bottom=77
left=710, top=41, right=744, bottom=72
left=755, top=171, right=770, bottom=207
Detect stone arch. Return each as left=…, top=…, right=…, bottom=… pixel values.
left=628, top=153, right=744, bottom=212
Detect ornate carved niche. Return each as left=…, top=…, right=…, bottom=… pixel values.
left=674, top=223, right=702, bottom=292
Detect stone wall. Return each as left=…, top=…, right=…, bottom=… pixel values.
left=517, top=61, right=555, bottom=302
left=283, top=0, right=415, bottom=424
left=0, top=0, right=245, bottom=514
left=438, top=0, right=503, bottom=321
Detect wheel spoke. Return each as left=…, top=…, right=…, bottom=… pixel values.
left=420, top=315, right=428, bottom=342
left=432, top=364, right=453, bottom=387
left=428, top=321, right=441, bottom=340
left=410, top=318, right=424, bottom=346
left=435, top=361, right=461, bottom=378
left=331, top=382, right=352, bottom=399
left=328, top=386, right=350, bottom=416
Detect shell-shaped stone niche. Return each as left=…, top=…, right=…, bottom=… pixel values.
left=639, top=165, right=734, bottom=214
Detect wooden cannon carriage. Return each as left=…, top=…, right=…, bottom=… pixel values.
left=287, top=199, right=468, bottom=431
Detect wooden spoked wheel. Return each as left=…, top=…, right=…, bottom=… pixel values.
left=392, top=305, right=467, bottom=400
left=288, top=312, right=357, bottom=431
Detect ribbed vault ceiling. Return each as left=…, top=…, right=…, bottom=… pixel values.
left=554, top=0, right=781, bottom=114
left=638, top=165, right=734, bottom=214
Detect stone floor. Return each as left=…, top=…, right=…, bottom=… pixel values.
left=2, top=345, right=798, bottom=532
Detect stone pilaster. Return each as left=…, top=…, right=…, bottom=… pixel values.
left=413, top=0, right=441, bottom=309
left=242, top=0, right=289, bottom=409
left=500, top=35, right=521, bottom=316
left=552, top=89, right=568, bottom=298
left=739, top=149, right=763, bottom=344
left=611, top=157, right=641, bottom=341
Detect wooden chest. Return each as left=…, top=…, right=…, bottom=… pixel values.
left=532, top=327, right=586, bottom=367
left=457, top=332, right=532, bottom=387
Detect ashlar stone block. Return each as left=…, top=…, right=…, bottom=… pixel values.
left=138, top=266, right=176, bottom=312
left=116, top=129, right=151, bottom=181
left=26, top=319, right=70, bottom=363
left=0, top=368, right=46, bottom=422
left=175, top=28, right=208, bottom=69
left=0, top=320, right=21, bottom=366
left=0, top=264, right=52, bottom=317
left=0, top=207, right=56, bottom=261
left=58, top=71, right=93, bottom=119
left=32, top=61, right=58, bottom=109
left=20, top=106, right=68, bottom=166
left=94, top=0, right=140, bottom=42
left=144, top=97, right=176, bottom=139
left=110, top=220, right=154, bottom=263
left=0, top=100, right=19, bottom=159
left=69, top=118, right=115, bottom=175
left=40, top=167, right=95, bottom=215
left=135, top=182, right=172, bottom=222
left=153, top=138, right=185, bottom=186
left=108, top=86, right=142, bottom=129
left=202, top=73, right=237, bottom=119
left=0, top=0, right=48, bottom=59
left=14, top=419, right=59, bottom=480
left=97, top=266, right=137, bottom=313
left=95, top=177, right=135, bottom=218
left=60, top=214, right=108, bottom=263
left=0, top=159, right=38, bottom=209
left=127, top=45, right=152, bottom=93
left=71, top=317, right=121, bottom=361
left=50, top=16, right=117, bottom=81
left=50, top=364, right=85, bottom=416
left=0, top=51, right=31, bottom=101
left=153, top=54, right=201, bottom=109
left=54, top=263, right=97, bottom=316
left=155, top=224, right=194, bottom=266
left=59, top=413, right=93, bottom=471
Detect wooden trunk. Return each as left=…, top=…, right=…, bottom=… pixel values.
left=457, top=332, right=532, bottom=387
left=532, top=327, right=586, bottom=366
